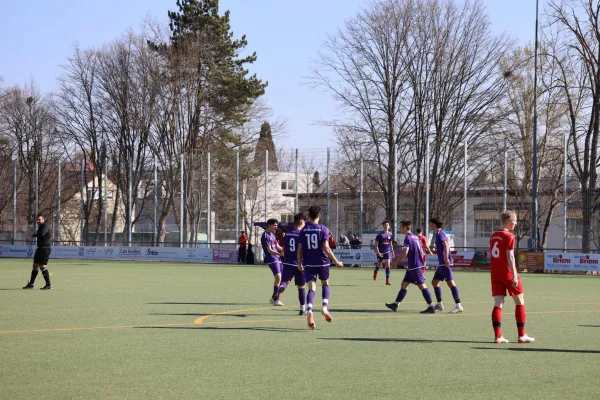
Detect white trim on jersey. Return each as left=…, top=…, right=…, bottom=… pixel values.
left=304, top=264, right=331, bottom=268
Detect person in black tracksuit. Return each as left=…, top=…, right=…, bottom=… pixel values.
left=23, top=214, right=53, bottom=290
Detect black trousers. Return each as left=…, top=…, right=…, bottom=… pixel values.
left=238, top=247, right=246, bottom=263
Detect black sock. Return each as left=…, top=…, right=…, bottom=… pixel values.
left=30, top=269, right=39, bottom=284
left=41, top=268, right=51, bottom=285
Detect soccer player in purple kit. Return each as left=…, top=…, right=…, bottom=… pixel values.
left=298, top=205, right=344, bottom=330
left=429, top=217, right=464, bottom=313
left=274, top=213, right=308, bottom=315
left=261, top=218, right=285, bottom=306
left=385, top=220, right=436, bottom=313
left=373, top=220, right=395, bottom=285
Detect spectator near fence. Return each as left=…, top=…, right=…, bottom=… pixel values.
left=238, top=231, right=248, bottom=264
left=349, top=234, right=362, bottom=268
left=328, top=233, right=336, bottom=249
left=338, top=233, right=350, bottom=248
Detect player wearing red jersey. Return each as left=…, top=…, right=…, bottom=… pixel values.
left=489, top=210, right=534, bottom=344
left=415, top=229, right=431, bottom=273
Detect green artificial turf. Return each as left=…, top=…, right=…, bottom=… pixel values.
left=1, top=259, right=599, bottom=400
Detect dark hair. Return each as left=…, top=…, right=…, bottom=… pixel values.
left=294, top=213, right=306, bottom=224
left=429, top=217, right=443, bottom=229
left=308, top=205, right=321, bottom=220
left=382, top=220, right=390, bottom=226
left=37, top=213, right=44, bottom=218
left=241, top=231, right=246, bottom=235
left=400, top=220, right=412, bottom=229
left=416, top=228, right=422, bottom=234
left=266, top=218, right=278, bottom=226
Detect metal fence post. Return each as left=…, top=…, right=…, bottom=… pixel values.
left=265, top=150, right=268, bottom=221
left=207, top=152, right=211, bottom=244
left=13, top=160, right=17, bottom=244
left=153, top=155, right=158, bottom=247
left=295, top=149, right=299, bottom=214
left=104, top=154, right=108, bottom=246
left=326, top=147, right=330, bottom=225
left=235, top=149, right=239, bottom=239
left=393, top=143, right=398, bottom=242
left=563, top=130, right=568, bottom=250
left=359, top=147, right=364, bottom=240
left=180, top=153, right=184, bottom=248
left=57, top=158, right=61, bottom=245
left=463, top=141, right=468, bottom=249
left=79, top=158, right=84, bottom=246
left=128, top=161, right=132, bottom=247
left=503, top=138, right=508, bottom=211
left=425, top=140, right=430, bottom=240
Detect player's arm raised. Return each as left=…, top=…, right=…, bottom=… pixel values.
left=297, top=242, right=304, bottom=271
left=324, top=240, right=343, bottom=268
left=507, top=249, right=519, bottom=287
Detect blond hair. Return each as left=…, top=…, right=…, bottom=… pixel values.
left=500, top=210, right=517, bottom=224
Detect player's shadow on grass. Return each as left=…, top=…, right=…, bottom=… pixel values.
left=149, top=313, right=247, bottom=318
left=136, top=326, right=305, bottom=333
left=0, top=288, right=21, bottom=290
left=332, top=309, right=391, bottom=314
left=148, top=302, right=263, bottom=306
left=473, top=347, right=600, bottom=354
left=578, top=325, right=600, bottom=328
left=321, top=337, right=490, bottom=344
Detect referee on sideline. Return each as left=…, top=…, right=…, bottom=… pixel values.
left=22, top=213, right=53, bottom=290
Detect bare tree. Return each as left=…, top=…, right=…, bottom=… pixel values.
left=312, top=0, right=511, bottom=231
left=548, top=0, right=600, bottom=251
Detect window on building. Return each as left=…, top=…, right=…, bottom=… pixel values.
left=567, top=218, right=583, bottom=238
left=280, top=214, right=294, bottom=223
left=281, top=181, right=295, bottom=190
left=475, top=219, right=496, bottom=238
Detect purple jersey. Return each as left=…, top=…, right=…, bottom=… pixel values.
left=376, top=232, right=393, bottom=255
left=283, top=229, right=301, bottom=267
left=435, top=230, right=453, bottom=265
left=299, top=222, right=330, bottom=267
left=261, top=231, right=280, bottom=264
left=404, top=232, right=425, bottom=270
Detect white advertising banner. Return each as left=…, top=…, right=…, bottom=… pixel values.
left=51, top=246, right=84, bottom=259
left=145, top=247, right=197, bottom=261
left=0, top=245, right=34, bottom=258
left=0, top=245, right=231, bottom=264
left=544, top=253, right=600, bottom=272
left=333, top=249, right=376, bottom=265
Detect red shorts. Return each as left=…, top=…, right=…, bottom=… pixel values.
left=491, top=278, right=524, bottom=297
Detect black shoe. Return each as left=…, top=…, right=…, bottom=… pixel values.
left=40, top=284, right=53, bottom=290
left=299, top=309, right=308, bottom=316
left=22, top=281, right=34, bottom=289
left=385, top=303, right=398, bottom=312
left=420, top=307, right=435, bottom=314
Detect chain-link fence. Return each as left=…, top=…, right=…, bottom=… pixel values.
left=0, top=137, right=598, bottom=254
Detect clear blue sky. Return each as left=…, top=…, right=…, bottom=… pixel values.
left=0, top=0, right=537, bottom=149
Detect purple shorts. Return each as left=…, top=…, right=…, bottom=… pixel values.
left=432, top=266, right=454, bottom=282
left=268, top=261, right=282, bottom=275
left=403, top=268, right=426, bottom=285
left=281, top=264, right=306, bottom=286
left=377, top=252, right=391, bottom=262
left=304, top=266, right=330, bottom=282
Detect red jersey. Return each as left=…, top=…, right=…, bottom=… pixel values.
left=238, top=235, right=248, bottom=248
left=417, top=234, right=428, bottom=262
left=277, top=236, right=284, bottom=249
left=328, top=234, right=336, bottom=249
left=489, top=229, right=515, bottom=280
